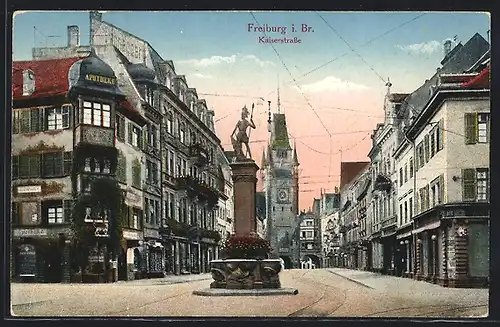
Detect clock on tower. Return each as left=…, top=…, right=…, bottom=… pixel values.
left=277, top=188, right=289, bottom=203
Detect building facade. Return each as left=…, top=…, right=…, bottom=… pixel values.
left=339, top=162, right=370, bottom=269
left=12, top=12, right=230, bottom=282
left=298, top=210, right=322, bottom=269
left=318, top=190, right=341, bottom=268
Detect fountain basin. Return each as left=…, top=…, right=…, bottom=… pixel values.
left=209, top=258, right=282, bottom=289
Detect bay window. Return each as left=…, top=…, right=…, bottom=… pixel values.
left=82, top=101, right=111, bottom=127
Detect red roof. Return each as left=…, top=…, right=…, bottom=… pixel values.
left=340, top=161, right=370, bottom=190
left=461, top=65, right=490, bottom=88
left=12, top=56, right=86, bottom=101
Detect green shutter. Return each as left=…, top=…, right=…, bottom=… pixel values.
left=30, top=109, right=40, bottom=132
left=424, top=135, right=430, bottom=163
left=128, top=122, right=133, bottom=144
left=439, top=174, right=445, bottom=204
left=12, top=155, right=19, bottom=180
left=30, top=155, right=41, bottom=177
left=462, top=168, right=476, bottom=201
left=464, top=113, right=477, bottom=145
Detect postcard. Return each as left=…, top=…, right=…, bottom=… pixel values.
left=10, top=10, right=490, bottom=318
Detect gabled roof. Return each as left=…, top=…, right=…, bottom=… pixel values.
left=340, top=161, right=370, bottom=190
left=12, top=56, right=86, bottom=101
left=399, top=33, right=489, bottom=120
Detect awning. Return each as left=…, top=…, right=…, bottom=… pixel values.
left=412, top=221, right=441, bottom=235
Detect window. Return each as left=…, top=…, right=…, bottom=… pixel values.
left=306, top=231, right=313, bottom=238
left=306, top=220, right=313, bottom=226
left=22, top=69, right=36, bottom=96
left=45, top=201, right=63, bottom=224
left=399, top=168, right=403, bottom=186
left=116, top=114, right=126, bottom=141
left=179, top=123, right=186, bottom=144
left=476, top=169, right=489, bottom=201
left=409, top=197, right=413, bottom=220
left=128, top=124, right=142, bottom=148
left=82, top=101, right=111, bottom=127
left=404, top=201, right=408, bottom=221
left=409, top=158, right=414, bottom=178
left=13, top=155, right=40, bottom=179
left=13, top=108, right=45, bottom=134
left=43, top=152, right=63, bottom=177
left=146, top=160, right=158, bottom=184
left=46, top=105, right=71, bottom=130
left=404, top=164, right=408, bottom=183
left=166, top=112, right=173, bottom=134
left=477, top=114, right=489, bottom=143
left=147, top=124, right=157, bottom=148
left=465, top=113, right=490, bottom=144
left=417, top=143, right=424, bottom=170
left=144, top=86, right=154, bottom=106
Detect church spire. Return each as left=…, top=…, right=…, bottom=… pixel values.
left=293, top=139, right=299, bottom=166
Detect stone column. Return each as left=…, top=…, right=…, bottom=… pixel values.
left=230, top=160, right=259, bottom=236
left=175, top=241, right=180, bottom=275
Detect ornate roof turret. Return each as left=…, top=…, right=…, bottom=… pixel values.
left=127, top=63, right=156, bottom=84
left=68, top=48, right=124, bottom=98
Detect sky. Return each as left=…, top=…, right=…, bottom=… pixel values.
left=12, top=11, right=490, bottom=210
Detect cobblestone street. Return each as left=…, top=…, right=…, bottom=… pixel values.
left=11, top=268, right=488, bottom=318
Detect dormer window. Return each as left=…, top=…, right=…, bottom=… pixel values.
left=166, top=75, right=172, bottom=89
left=22, top=70, right=35, bottom=96
left=179, top=88, right=185, bottom=103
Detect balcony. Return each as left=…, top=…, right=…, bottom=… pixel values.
left=188, top=143, right=209, bottom=167
left=74, top=125, right=115, bottom=148
left=175, top=175, right=219, bottom=207
left=160, top=218, right=220, bottom=242
left=162, top=172, right=178, bottom=189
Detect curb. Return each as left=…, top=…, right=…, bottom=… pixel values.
left=193, top=288, right=299, bottom=297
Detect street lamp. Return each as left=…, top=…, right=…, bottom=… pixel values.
left=431, top=234, right=437, bottom=281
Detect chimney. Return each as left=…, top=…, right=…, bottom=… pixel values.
left=443, top=39, right=452, bottom=57
left=67, top=25, right=80, bottom=47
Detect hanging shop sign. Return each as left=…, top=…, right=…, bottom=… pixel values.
left=123, top=230, right=141, bottom=240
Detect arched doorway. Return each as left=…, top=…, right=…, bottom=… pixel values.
left=302, top=255, right=321, bottom=269
left=280, top=256, right=293, bottom=269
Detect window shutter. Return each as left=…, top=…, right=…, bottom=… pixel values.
left=437, top=119, right=444, bottom=151
left=142, top=128, right=147, bottom=149
left=63, top=200, right=73, bottom=223
left=416, top=190, right=420, bottom=213
left=30, top=109, right=40, bottom=132
left=12, top=155, right=19, bottom=180
left=128, top=206, right=134, bottom=228
left=68, top=105, right=74, bottom=128
left=464, top=113, right=477, bottom=145
left=119, top=116, right=126, bottom=140
left=128, top=122, right=133, bottom=144
left=462, top=168, right=476, bottom=201
left=439, top=174, right=445, bottom=204
left=424, top=135, right=430, bottom=163
left=31, top=155, right=41, bottom=177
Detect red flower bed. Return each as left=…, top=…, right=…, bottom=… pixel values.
left=220, top=234, right=272, bottom=259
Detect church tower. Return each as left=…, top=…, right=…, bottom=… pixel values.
left=261, top=89, right=300, bottom=267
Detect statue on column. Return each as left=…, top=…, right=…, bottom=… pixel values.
left=231, top=104, right=256, bottom=161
